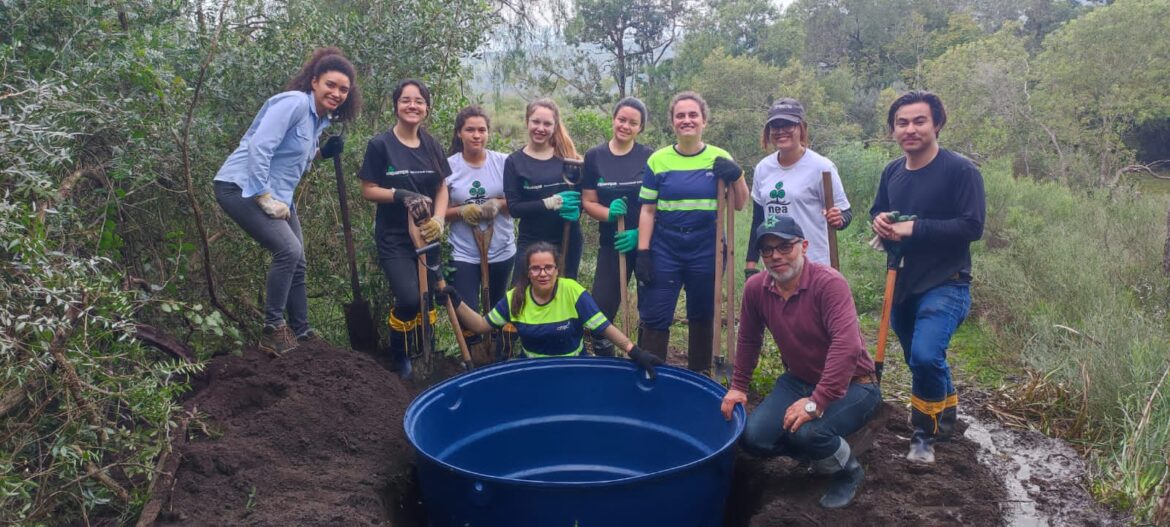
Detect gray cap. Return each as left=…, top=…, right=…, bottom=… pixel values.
left=765, top=98, right=805, bottom=127
left=754, top=215, right=804, bottom=247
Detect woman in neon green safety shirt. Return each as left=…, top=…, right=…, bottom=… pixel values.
left=438, top=242, right=663, bottom=377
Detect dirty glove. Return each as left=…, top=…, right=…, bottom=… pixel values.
left=744, top=267, right=761, bottom=280
left=436, top=285, right=462, bottom=309
left=628, top=345, right=665, bottom=379
left=606, top=197, right=628, bottom=223
left=255, top=193, right=290, bottom=220
left=614, top=228, right=638, bottom=254
left=419, top=217, right=444, bottom=243
left=635, top=249, right=654, bottom=286
left=320, top=135, right=344, bottom=159
left=481, top=199, right=501, bottom=220
left=542, top=194, right=564, bottom=211
left=712, top=157, right=743, bottom=183
left=460, top=203, right=483, bottom=224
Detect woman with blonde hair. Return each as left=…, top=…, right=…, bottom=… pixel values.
left=503, top=98, right=585, bottom=281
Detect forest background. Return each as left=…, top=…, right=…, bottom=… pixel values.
left=2, top=0, right=1170, bottom=524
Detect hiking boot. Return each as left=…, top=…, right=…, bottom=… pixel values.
left=906, top=431, right=936, bottom=463
left=820, top=456, right=865, bottom=509
left=296, top=329, right=322, bottom=344
left=259, top=325, right=297, bottom=357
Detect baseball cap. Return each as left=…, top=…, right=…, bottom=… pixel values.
left=765, top=98, right=805, bottom=127
left=754, top=215, right=804, bottom=247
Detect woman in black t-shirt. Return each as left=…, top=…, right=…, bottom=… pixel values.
left=580, top=97, right=653, bottom=356
left=503, top=98, right=584, bottom=282
left=358, top=79, right=451, bottom=377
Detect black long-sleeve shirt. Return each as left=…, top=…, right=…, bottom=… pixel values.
left=869, top=149, right=985, bottom=304
left=503, top=149, right=580, bottom=244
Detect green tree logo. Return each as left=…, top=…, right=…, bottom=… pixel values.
left=769, top=182, right=786, bottom=200
left=470, top=180, right=486, bottom=198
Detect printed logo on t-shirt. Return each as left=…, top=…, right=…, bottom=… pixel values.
left=766, top=182, right=790, bottom=216
left=464, top=180, right=488, bottom=205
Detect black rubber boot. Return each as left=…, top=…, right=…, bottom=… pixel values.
left=687, top=319, right=714, bottom=374
left=637, top=326, right=670, bottom=362
left=591, top=336, right=616, bottom=357
left=937, top=397, right=959, bottom=442
left=388, top=329, right=412, bottom=379
left=908, top=405, right=938, bottom=462
left=820, top=456, right=864, bottom=509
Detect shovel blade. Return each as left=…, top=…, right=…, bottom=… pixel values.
left=714, top=356, right=733, bottom=385
left=343, top=300, right=379, bottom=354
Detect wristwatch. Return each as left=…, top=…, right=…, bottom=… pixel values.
left=804, top=400, right=819, bottom=417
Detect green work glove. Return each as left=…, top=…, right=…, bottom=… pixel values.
left=558, top=190, right=581, bottom=207
left=606, top=197, right=628, bottom=223
left=614, top=228, right=638, bottom=254
left=559, top=203, right=580, bottom=222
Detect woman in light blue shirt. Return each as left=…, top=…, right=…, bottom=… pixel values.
left=213, top=47, right=362, bottom=356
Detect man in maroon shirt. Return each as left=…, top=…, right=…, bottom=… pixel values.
left=721, top=215, right=881, bottom=509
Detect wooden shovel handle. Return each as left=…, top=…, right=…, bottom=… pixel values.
left=822, top=171, right=839, bottom=270
left=712, top=179, right=726, bottom=368
left=875, top=268, right=897, bottom=364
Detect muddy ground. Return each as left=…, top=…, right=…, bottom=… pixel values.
left=155, top=342, right=1119, bottom=526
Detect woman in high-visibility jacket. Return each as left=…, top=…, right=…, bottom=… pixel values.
left=439, top=242, right=662, bottom=376
left=634, top=91, right=748, bottom=373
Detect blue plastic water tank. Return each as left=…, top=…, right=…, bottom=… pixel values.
left=404, top=358, right=745, bottom=527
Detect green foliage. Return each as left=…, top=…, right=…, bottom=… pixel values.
left=565, top=108, right=612, bottom=153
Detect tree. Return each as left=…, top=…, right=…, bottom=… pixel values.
left=564, top=0, right=684, bottom=99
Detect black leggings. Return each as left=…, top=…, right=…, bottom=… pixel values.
left=591, top=244, right=636, bottom=324
left=380, top=253, right=438, bottom=323
left=449, top=258, right=514, bottom=313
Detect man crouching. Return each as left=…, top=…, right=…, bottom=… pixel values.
left=721, top=215, right=881, bottom=509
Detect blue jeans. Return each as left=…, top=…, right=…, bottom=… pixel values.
left=742, top=373, right=882, bottom=461
left=891, top=281, right=971, bottom=402
left=214, top=181, right=308, bottom=334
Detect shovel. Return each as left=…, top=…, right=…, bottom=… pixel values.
left=874, top=250, right=899, bottom=383
left=822, top=170, right=840, bottom=270
left=559, top=158, right=584, bottom=271
left=331, top=152, right=378, bottom=353
left=616, top=221, right=633, bottom=333
left=712, top=179, right=727, bottom=380
left=408, top=220, right=475, bottom=371
left=469, top=223, right=495, bottom=364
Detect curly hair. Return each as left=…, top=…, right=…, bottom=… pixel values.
left=285, top=46, right=362, bottom=122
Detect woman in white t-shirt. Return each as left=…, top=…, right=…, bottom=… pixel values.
left=444, top=105, right=516, bottom=361
left=744, top=98, right=853, bottom=277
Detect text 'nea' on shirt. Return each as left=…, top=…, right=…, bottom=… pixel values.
left=358, top=129, right=452, bottom=256
left=750, top=148, right=850, bottom=266
left=639, top=144, right=733, bottom=231
left=214, top=90, right=329, bottom=205
left=486, top=278, right=609, bottom=357
left=503, top=150, right=576, bottom=243
left=868, top=148, right=985, bottom=304
left=582, top=142, right=653, bottom=246
left=446, top=150, right=516, bottom=264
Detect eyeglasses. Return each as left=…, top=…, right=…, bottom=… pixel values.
left=759, top=241, right=802, bottom=257
left=768, top=122, right=799, bottom=133
left=529, top=264, right=557, bottom=276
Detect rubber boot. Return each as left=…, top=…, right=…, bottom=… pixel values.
left=936, top=396, right=959, bottom=442
left=495, top=323, right=520, bottom=361
left=592, top=336, right=616, bottom=357
left=687, top=319, right=714, bottom=374
left=637, top=326, right=670, bottom=362
left=388, top=329, right=413, bottom=379
left=820, top=456, right=865, bottom=509
left=907, top=404, right=938, bottom=462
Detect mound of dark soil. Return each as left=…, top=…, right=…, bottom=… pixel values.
left=159, top=341, right=418, bottom=526
left=726, top=405, right=1006, bottom=526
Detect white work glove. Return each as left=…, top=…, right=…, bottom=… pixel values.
left=542, top=194, right=563, bottom=211
left=255, top=193, right=290, bottom=220
left=481, top=199, right=501, bottom=220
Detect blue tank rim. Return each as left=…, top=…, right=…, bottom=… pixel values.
left=403, top=357, right=746, bottom=489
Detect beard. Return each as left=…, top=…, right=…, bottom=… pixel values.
left=766, top=256, right=803, bottom=284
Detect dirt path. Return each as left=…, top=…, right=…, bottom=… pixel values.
left=156, top=342, right=1118, bottom=526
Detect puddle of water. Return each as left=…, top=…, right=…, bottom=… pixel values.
left=961, top=411, right=1117, bottom=527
